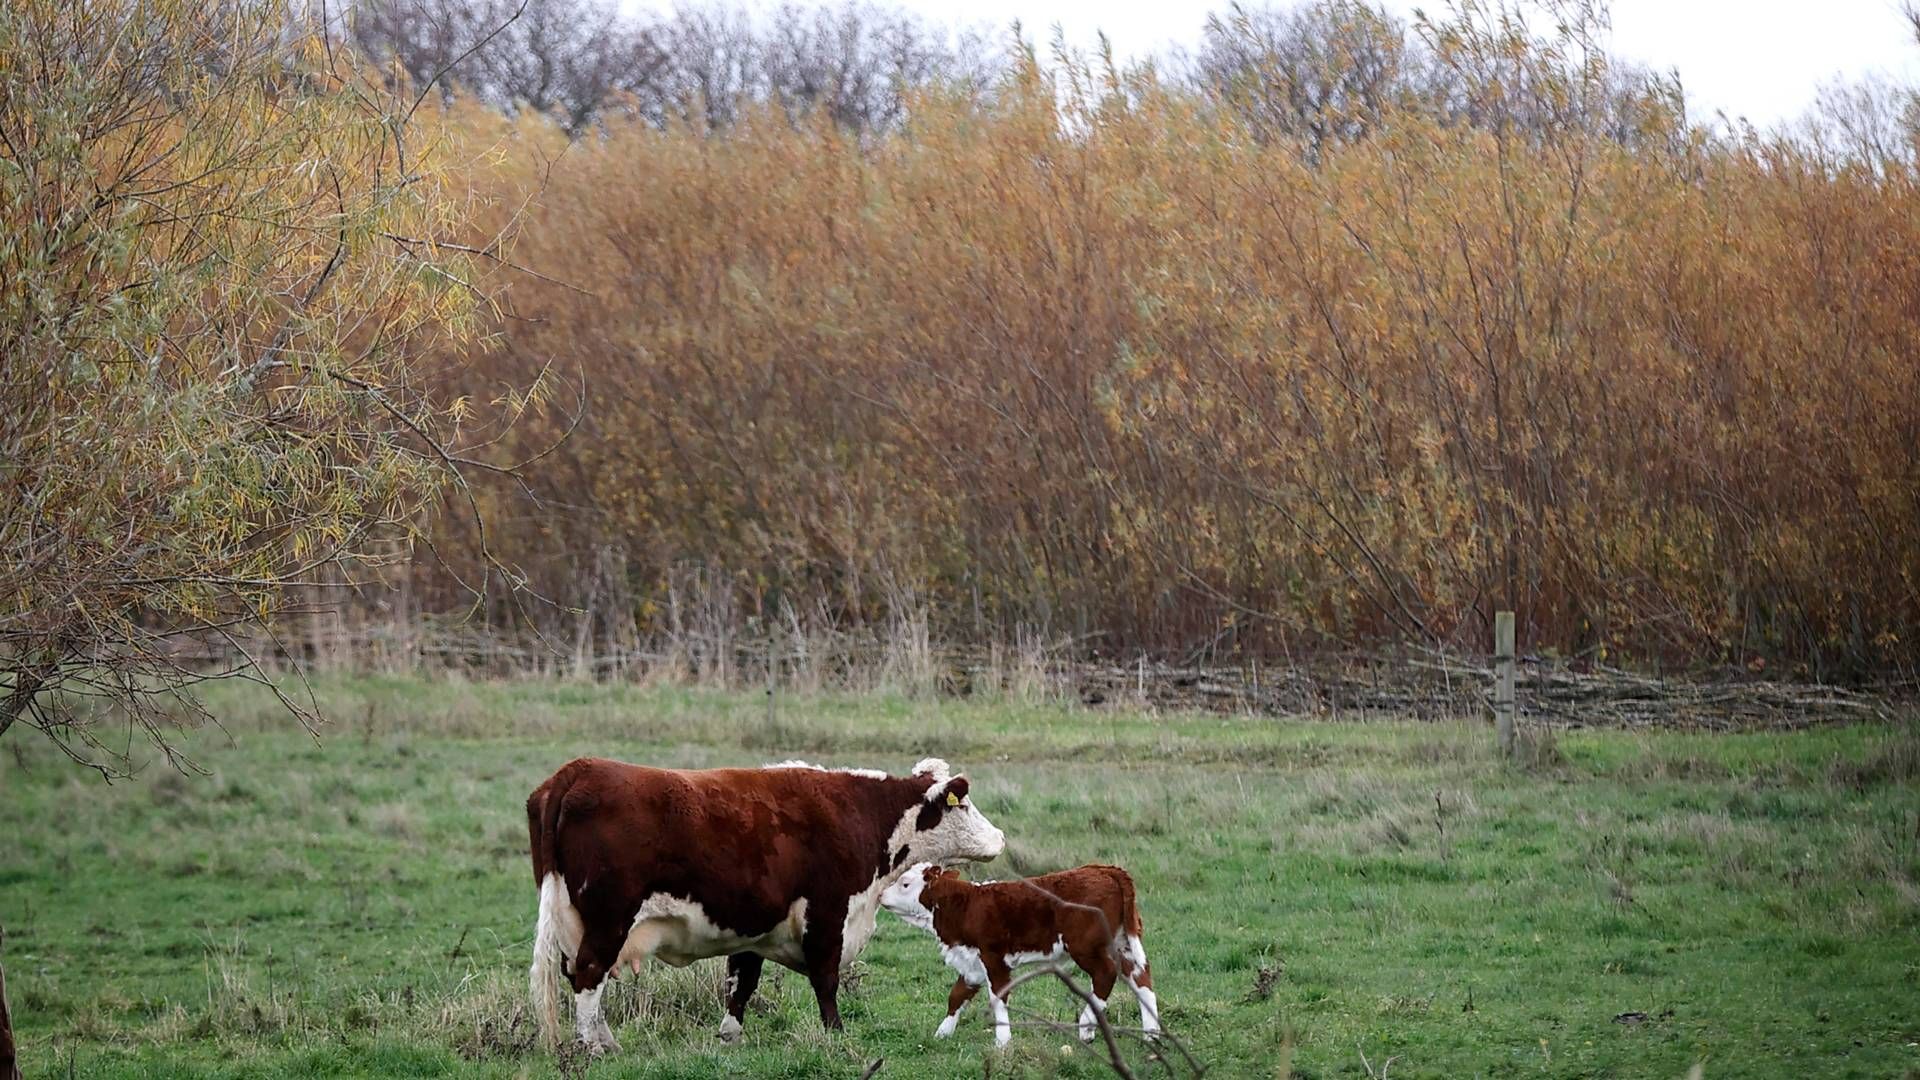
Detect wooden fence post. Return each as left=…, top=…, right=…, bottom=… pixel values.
left=1494, top=611, right=1516, bottom=756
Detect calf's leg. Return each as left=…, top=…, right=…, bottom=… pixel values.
left=720, top=952, right=763, bottom=1042
left=937, top=977, right=981, bottom=1038
left=1120, top=935, right=1161, bottom=1037
left=984, top=957, right=1015, bottom=1048
left=1074, top=951, right=1120, bottom=1043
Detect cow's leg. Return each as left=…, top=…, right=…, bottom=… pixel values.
left=573, top=983, right=616, bottom=1055
left=936, top=976, right=981, bottom=1038
left=569, top=929, right=625, bottom=1054
left=719, top=952, right=763, bottom=1043
left=984, top=956, right=1015, bottom=1048
left=800, top=909, right=847, bottom=1032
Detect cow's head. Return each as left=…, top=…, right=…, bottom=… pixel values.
left=880, top=861, right=953, bottom=929
left=906, top=759, right=1005, bottom=866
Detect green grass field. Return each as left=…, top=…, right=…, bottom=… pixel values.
left=2, top=676, right=1917, bottom=1078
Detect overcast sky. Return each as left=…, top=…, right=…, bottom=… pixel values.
left=635, top=0, right=1920, bottom=129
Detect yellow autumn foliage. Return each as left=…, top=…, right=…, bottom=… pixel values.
left=417, top=7, right=1918, bottom=676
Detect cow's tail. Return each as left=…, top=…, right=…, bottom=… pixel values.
left=528, top=769, right=579, bottom=1049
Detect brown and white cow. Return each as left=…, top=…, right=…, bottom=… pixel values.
left=526, top=756, right=1005, bottom=1052
left=879, top=862, right=1162, bottom=1046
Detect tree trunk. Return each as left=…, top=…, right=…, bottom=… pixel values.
left=1, top=927, right=20, bottom=1080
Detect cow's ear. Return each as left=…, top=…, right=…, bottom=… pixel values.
left=944, top=776, right=970, bottom=805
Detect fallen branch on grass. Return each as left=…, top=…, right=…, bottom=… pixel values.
left=999, top=962, right=1205, bottom=1079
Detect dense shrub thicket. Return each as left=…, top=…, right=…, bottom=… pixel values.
left=385, top=2, right=1919, bottom=679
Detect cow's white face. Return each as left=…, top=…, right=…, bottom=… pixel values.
left=911, top=770, right=1006, bottom=866
left=881, top=862, right=940, bottom=929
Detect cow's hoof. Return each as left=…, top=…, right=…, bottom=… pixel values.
left=934, top=1017, right=957, bottom=1039
left=583, top=1038, right=620, bottom=1057
left=717, top=1016, right=743, bottom=1043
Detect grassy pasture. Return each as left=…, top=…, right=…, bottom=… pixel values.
left=1, top=676, right=1917, bottom=1078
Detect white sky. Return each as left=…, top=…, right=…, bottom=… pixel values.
left=633, top=0, right=1920, bottom=129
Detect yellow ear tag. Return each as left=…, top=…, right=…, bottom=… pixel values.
left=946, top=792, right=961, bottom=807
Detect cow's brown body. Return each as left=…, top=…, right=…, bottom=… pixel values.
left=881, top=863, right=1162, bottom=1045
left=527, top=757, right=1004, bottom=1052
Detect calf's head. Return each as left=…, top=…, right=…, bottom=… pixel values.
left=880, top=862, right=955, bottom=929
left=903, top=759, right=1006, bottom=866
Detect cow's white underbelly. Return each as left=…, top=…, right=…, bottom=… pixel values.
left=614, top=875, right=892, bottom=976
left=616, top=894, right=811, bottom=971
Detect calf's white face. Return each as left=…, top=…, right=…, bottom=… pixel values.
left=881, top=862, right=939, bottom=929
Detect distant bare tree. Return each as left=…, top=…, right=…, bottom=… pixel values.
left=1191, top=0, right=1681, bottom=159
left=1787, top=4, right=1920, bottom=175
left=647, top=4, right=762, bottom=129
left=481, top=0, right=666, bottom=133
left=1192, top=1, right=1411, bottom=156
left=348, top=0, right=477, bottom=97
left=1806, top=74, right=1919, bottom=175
left=352, top=0, right=665, bottom=133
left=354, top=0, right=989, bottom=136
left=760, top=3, right=965, bottom=131
left=652, top=3, right=988, bottom=133
left=1408, top=0, right=1682, bottom=149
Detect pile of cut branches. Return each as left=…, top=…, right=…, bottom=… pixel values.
left=1064, top=655, right=1898, bottom=731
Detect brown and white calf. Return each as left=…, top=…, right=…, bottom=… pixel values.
left=526, top=757, right=1005, bottom=1053
left=880, top=863, right=1161, bottom=1046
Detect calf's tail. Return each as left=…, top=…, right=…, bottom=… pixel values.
left=1119, top=870, right=1144, bottom=944
left=1111, top=868, right=1162, bottom=1035
left=1113, top=868, right=1152, bottom=986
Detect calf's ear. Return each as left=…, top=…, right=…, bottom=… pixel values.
left=943, top=776, right=970, bottom=804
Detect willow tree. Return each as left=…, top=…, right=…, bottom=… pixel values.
left=0, top=0, right=537, bottom=772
